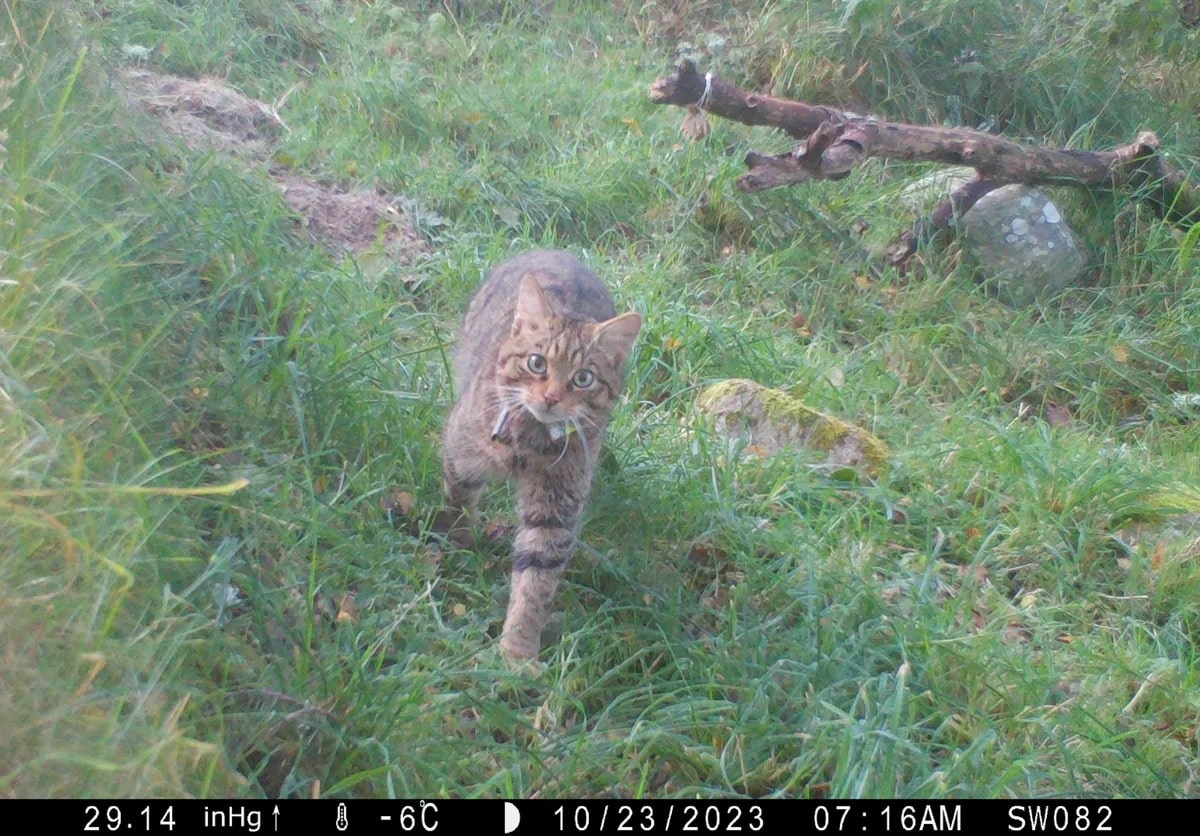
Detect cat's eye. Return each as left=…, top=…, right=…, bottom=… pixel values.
left=526, top=354, right=547, bottom=375
left=571, top=369, right=595, bottom=389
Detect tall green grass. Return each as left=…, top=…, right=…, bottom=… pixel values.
left=3, top=0, right=1198, bottom=798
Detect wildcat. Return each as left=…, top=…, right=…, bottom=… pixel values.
left=442, top=250, right=642, bottom=662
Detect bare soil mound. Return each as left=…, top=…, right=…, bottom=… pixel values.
left=121, top=69, right=429, bottom=265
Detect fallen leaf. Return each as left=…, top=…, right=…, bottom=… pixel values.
left=789, top=311, right=811, bottom=338
left=687, top=541, right=729, bottom=566
left=313, top=590, right=337, bottom=620
left=827, top=366, right=845, bottom=388
left=452, top=603, right=467, bottom=617
left=336, top=593, right=359, bottom=624
left=1057, top=679, right=1082, bottom=697
left=1111, top=344, right=1130, bottom=362
left=381, top=489, right=415, bottom=517
left=1151, top=541, right=1166, bottom=570
left=621, top=116, right=643, bottom=137
left=701, top=586, right=731, bottom=609
left=1045, top=402, right=1073, bottom=427
left=957, top=563, right=989, bottom=583
left=1003, top=620, right=1032, bottom=643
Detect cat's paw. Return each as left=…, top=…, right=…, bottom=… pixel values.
left=469, top=643, right=546, bottom=681
left=499, top=638, right=545, bottom=676
left=502, top=652, right=545, bottom=677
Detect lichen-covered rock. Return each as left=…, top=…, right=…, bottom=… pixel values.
left=961, top=185, right=1087, bottom=306
left=695, top=379, right=889, bottom=478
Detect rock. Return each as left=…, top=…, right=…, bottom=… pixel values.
left=960, top=185, right=1087, bottom=306
left=695, top=379, right=889, bottom=478
left=900, top=165, right=975, bottom=213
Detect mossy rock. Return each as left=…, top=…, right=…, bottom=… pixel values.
left=695, top=379, right=889, bottom=479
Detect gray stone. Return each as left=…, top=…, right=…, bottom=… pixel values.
left=960, top=185, right=1087, bottom=306
left=899, top=165, right=975, bottom=213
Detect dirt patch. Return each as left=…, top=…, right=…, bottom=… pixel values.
left=274, top=174, right=428, bottom=265
left=121, top=69, right=429, bottom=265
left=121, top=69, right=284, bottom=157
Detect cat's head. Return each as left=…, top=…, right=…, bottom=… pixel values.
left=497, top=274, right=642, bottom=427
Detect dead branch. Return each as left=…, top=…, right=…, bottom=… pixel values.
left=649, top=59, right=1198, bottom=267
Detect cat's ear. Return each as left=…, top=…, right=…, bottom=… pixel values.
left=592, top=311, right=643, bottom=363
left=512, top=274, right=554, bottom=336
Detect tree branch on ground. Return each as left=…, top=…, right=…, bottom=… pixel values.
left=649, top=59, right=1199, bottom=269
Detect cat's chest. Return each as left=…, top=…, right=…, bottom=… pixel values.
left=487, top=408, right=575, bottom=472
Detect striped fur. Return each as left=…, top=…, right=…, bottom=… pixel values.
left=443, top=251, right=641, bottom=662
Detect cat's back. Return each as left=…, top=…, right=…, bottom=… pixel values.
left=454, top=251, right=618, bottom=388
left=467, top=250, right=616, bottom=324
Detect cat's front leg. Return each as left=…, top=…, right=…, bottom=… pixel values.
left=500, top=476, right=588, bottom=661
left=441, top=400, right=494, bottom=546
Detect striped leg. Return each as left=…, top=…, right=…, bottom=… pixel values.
left=499, top=474, right=587, bottom=660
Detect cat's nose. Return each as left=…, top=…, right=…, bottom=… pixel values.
left=544, top=390, right=562, bottom=407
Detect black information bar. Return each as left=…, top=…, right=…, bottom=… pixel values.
left=4, top=798, right=1169, bottom=836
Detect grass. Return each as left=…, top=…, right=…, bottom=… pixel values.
left=2, top=0, right=1198, bottom=799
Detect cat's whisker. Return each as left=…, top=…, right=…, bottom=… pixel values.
left=496, top=390, right=529, bottom=413
left=577, top=412, right=602, bottom=432
left=490, top=391, right=522, bottom=411
left=574, top=418, right=592, bottom=464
